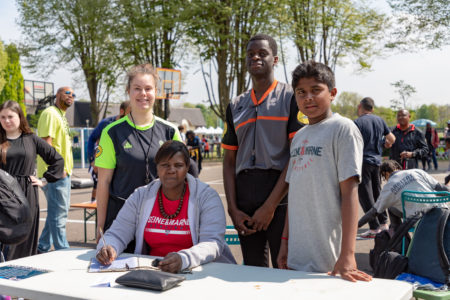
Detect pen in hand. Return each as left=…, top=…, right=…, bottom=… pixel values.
left=99, top=227, right=108, bottom=248
left=96, top=228, right=116, bottom=265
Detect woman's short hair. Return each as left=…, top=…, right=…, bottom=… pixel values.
left=126, top=63, right=159, bottom=92
left=155, top=140, right=190, bottom=166
left=380, top=160, right=402, bottom=179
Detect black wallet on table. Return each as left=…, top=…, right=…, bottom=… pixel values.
left=115, top=269, right=185, bottom=291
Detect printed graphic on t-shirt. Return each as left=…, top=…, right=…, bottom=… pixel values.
left=146, top=216, right=190, bottom=235
left=290, top=139, right=323, bottom=172
left=95, top=146, right=103, bottom=158
left=144, top=188, right=193, bottom=257
left=123, top=142, right=132, bottom=149
left=390, top=174, right=415, bottom=195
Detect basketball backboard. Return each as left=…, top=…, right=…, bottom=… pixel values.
left=24, top=79, right=54, bottom=106
left=156, top=68, right=181, bottom=100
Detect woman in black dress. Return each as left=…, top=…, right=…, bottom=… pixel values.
left=0, top=100, right=63, bottom=260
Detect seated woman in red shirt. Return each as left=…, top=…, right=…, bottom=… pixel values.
left=96, top=141, right=235, bottom=273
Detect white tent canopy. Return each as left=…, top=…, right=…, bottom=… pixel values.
left=213, top=127, right=223, bottom=135
left=194, top=126, right=223, bottom=136
left=194, top=126, right=207, bottom=134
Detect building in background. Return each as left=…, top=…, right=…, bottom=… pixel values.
left=168, top=107, right=206, bottom=130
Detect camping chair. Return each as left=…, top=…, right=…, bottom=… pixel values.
left=401, top=190, right=450, bottom=300
left=225, top=225, right=240, bottom=245
left=401, top=190, right=450, bottom=255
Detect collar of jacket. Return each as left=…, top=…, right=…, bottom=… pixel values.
left=396, top=123, right=415, bottom=132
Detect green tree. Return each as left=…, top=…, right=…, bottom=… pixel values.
left=280, top=0, right=387, bottom=71
left=186, top=0, right=276, bottom=121
left=374, top=106, right=397, bottom=127
left=0, top=44, right=25, bottom=112
left=114, top=0, right=188, bottom=118
left=332, top=91, right=361, bottom=120
left=390, top=80, right=416, bottom=110
left=437, top=104, right=450, bottom=128
left=388, top=0, right=450, bottom=49
left=0, top=41, right=8, bottom=93
left=416, top=104, right=439, bottom=122
left=17, top=0, right=120, bottom=126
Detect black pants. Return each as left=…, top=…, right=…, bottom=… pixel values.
left=358, top=162, right=388, bottom=230
left=236, top=169, right=287, bottom=268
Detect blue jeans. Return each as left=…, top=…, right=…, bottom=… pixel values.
left=38, top=176, right=71, bottom=252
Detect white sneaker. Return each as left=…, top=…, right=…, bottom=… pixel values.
left=359, top=229, right=381, bottom=239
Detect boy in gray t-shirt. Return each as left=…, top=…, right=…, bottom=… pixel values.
left=277, top=61, right=371, bottom=282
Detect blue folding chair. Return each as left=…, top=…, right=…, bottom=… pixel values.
left=401, top=190, right=450, bottom=255
left=224, top=225, right=240, bottom=245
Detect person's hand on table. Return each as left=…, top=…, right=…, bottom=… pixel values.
left=158, top=252, right=182, bottom=273
left=96, top=245, right=117, bottom=265
left=276, top=238, right=289, bottom=269
left=229, top=208, right=256, bottom=236
left=328, top=253, right=372, bottom=282
left=251, top=204, right=275, bottom=231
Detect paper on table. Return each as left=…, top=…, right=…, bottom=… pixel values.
left=88, top=256, right=139, bottom=273
left=90, top=274, right=118, bottom=287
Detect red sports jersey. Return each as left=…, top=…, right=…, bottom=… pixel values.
left=144, top=185, right=192, bottom=257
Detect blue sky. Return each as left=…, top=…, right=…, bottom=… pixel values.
left=1, top=1, right=449, bottom=108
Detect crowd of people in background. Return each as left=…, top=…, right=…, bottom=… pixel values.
left=1, top=33, right=450, bottom=289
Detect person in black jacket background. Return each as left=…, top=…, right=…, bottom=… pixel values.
left=389, top=109, right=428, bottom=170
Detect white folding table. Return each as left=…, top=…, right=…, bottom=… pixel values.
left=0, top=248, right=412, bottom=300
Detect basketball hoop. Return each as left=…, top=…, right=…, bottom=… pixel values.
left=156, top=68, right=182, bottom=100
left=156, top=68, right=187, bottom=120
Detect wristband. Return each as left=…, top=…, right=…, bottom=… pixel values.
left=281, top=236, right=288, bottom=241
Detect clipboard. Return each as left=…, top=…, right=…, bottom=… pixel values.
left=88, top=256, right=157, bottom=273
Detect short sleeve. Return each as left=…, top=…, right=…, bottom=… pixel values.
left=94, top=127, right=116, bottom=169
left=336, top=121, right=363, bottom=183
left=422, top=171, right=439, bottom=187
left=221, top=104, right=238, bottom=150
left=382, top=119, right=390, bottom=136
left=287, top=94, right=303, bottom=139
left=87, top=120, right=106, bottom=161
left=285, top=155, right=293, bottom=184
left=172, top=127, right=182, bottom=142
left=37, top=108, right=57, bottom=139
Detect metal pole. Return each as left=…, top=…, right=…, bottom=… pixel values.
left=164, top=97, right=170, bottom=120
left=80, top=129, right=85, bottom=169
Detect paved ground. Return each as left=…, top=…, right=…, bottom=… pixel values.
left=38, top=160, right=449, bottom=274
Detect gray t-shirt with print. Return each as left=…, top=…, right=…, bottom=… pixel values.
left=373, top=169, right=445, bottom=217
left=286, top=113, right=363, bottom=273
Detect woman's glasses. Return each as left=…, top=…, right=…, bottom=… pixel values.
left=64, top=90, right=76, bottom=98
